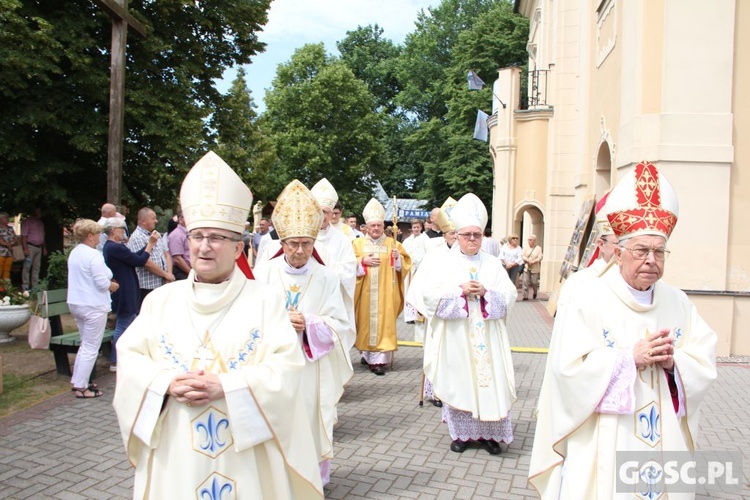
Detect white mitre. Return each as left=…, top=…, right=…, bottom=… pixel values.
left=272, top=180, right=323, bottom=240
left=180, top=151, right=253, bottom=233
left=450, top=193, right=488, bottom=231
left=362, top=198, right=386, bottom=223
left=310, top=178, right=338, bottom=210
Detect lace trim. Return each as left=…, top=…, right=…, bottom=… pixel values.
left=435, top=288, right=468, bottom=319
left=442, top=405, right=513, bottom=443
left=596, top=349, right=636, bottom=414
left=483, top=290, right=507, bottom=319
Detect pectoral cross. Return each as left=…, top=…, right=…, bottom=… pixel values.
left=192, top=344, right=216, bottom=371
left=93, top=0, right=147, bottom=205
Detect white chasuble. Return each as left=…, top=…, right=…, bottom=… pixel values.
left=113, top=267, right=324, bottom=499
left=410, top=246, right=517, bottom=420
left=256, top=225, right=357, bottom=350
left=529, top=266, right=717, bottom=500
left=254, top=257, right=353, bottom=465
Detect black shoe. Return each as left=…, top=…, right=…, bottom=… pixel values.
left=450, top=440, right=468, bottom=453
left=533, top=292, right=537, bottom=299
left=360, top=357, right=367, bottom=366
left=522, top=297, right=528, bottom=301
left=432, top=398, right=443, bottom=408
left=478, top=439, right=502, bottom=455
left=371, top=365, right=385, bottom=376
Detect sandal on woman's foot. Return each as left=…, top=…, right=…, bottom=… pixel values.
left=71, top=383, right=99, bottom=392
left=73, top=387, right=103, bottom=399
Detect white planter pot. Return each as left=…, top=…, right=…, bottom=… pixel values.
left=0, top=304, right=31, bottom=343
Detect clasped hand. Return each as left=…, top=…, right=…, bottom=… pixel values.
left=461, top=280, right=486, bottom=297
left=169, top=370, right=223, bottom=407
left=633, top=328, right=675, bottom=370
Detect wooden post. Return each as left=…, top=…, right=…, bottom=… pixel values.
left=93, top=0, right=147, bottom=206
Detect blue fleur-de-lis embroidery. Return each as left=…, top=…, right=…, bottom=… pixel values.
left=228, top=360, right=237, bottom=370
left=252, top=330, right=260, bottom=340
left=477, top=343, right=486, bottom=351
left=195, top=411, right=230, bottom=454
left=674, top=327, right=682, bottom=343
left=602, top=329, right=615, bottom=348
left=639, top=463, right=663, bottom=500
left=199, top=476, right=233, bottom=500
left=638, top=405, right=661, bottom=445
left=238, top=352, right=247, bottom=362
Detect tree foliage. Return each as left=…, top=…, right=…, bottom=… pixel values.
left=212, top=67, right=277, bottom=203
left=0, top=0, right=272, bottom=222
left=263, top=44, right=383, bottom=211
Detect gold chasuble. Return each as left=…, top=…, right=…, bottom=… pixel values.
left=353, top=235, right=411, bottom=352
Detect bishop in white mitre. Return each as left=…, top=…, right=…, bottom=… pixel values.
left=408, top=193, right=517, bottom=455
left=113, top=152, right=323, bottom=499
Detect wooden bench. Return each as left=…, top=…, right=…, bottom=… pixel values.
left=38, top=289, right=114, bottom=376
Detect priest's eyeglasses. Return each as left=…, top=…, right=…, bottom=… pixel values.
left=458, top=232, right=483, bottom=240
left=188, top=233, right=242, bottom=245
left=282, top=240, right=314, bottom=251
left=623, top=246, right=671, bottom=261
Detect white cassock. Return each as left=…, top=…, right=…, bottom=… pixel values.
left=405, top=239, right=454, bottom=394
left=113, top=267, right=323, bottom=499
left=255, top=226, right=356, bottom=350
left=254, top=255, right=353, bottom=483
left=401, top=232, right=430, bottom=294
left=408, top=245, right=517, bottom=438
left=556, top=257, right=612, bottom=310
left=529, top=266, right=717, bottom=499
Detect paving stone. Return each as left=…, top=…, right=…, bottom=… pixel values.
left=1, top=301, right=749, bottom=498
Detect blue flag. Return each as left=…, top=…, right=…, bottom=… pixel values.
left=467, top=70, right=485, bottom=90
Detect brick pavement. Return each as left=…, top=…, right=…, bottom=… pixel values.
left=0, top=298, right=748, bottom=499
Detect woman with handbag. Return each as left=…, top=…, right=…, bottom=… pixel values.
left=0, top=212, right=17, bottom=280
left=67, top=219, right=119, bottom=398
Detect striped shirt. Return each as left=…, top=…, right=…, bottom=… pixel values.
left=126, top=226, right=169, bottom=290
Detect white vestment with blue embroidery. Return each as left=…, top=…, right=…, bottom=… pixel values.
left=113, top=267, right=324, bottom=499
left=529, top=266, right=717, bottom=500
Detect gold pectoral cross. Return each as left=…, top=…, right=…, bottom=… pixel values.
left=191, top=339, right=227, bottom=372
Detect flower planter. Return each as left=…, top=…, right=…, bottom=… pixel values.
left=0, top=304, right=31, bottom=343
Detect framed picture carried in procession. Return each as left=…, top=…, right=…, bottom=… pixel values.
left=558, top=197, right=596, bottom=281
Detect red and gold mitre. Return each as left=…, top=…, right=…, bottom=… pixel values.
left=606, top=161, right=679, bottom=241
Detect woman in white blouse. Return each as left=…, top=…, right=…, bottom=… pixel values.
left=67, top=219, right=119, bottom=398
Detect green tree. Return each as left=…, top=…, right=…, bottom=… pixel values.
left=337, top=25, right=402, bottom=113
left=392, top=0, right=528, bottom=207
left=264, top=44, right=383, bottom=210
left=212, top=67, right=278, bottom=203
left=0, top=0, right=272, bottom=225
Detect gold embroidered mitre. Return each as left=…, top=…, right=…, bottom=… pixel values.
left=310, top=178, right=338, bottom=210
left=434, top=209, right=455, bottom=233
left=606, top=161, right=679, bottom=241
left=272, top=180, right=322, bottom=240
left=450, top=193, right=488, bottom=231
left=362, top=198, right=386, bottom=223
left=180, top=151, right=253, bottom=233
